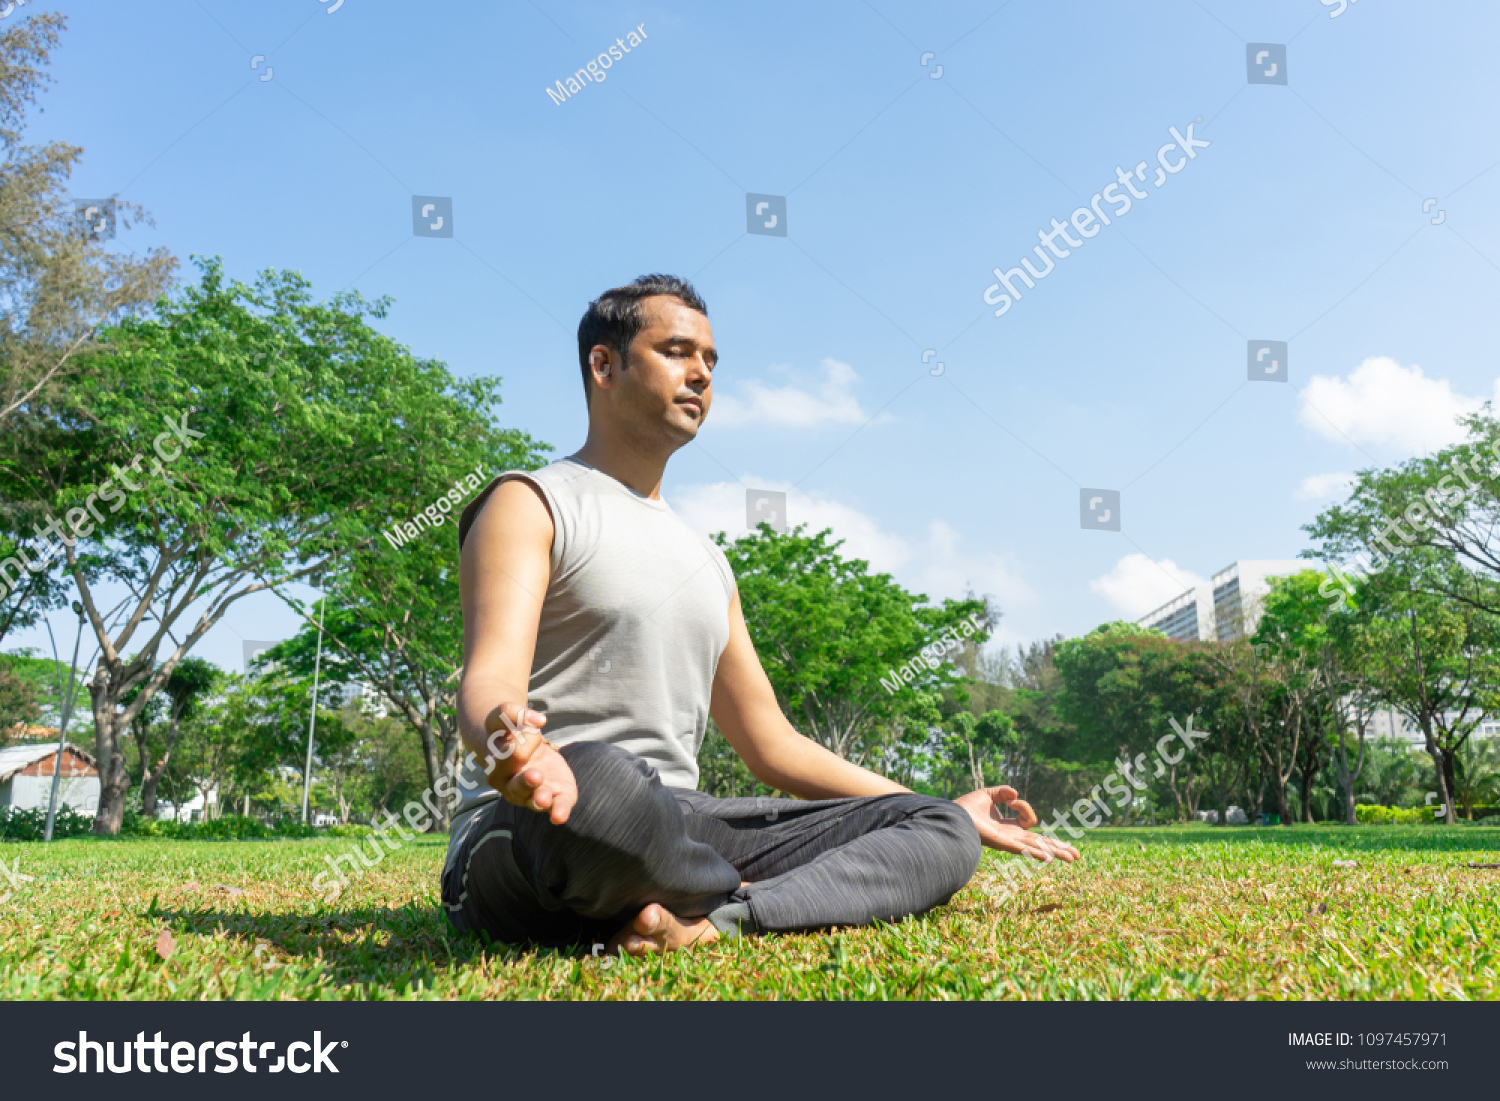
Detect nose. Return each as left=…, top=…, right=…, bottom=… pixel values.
left=684, top=353, right=712, bottom=390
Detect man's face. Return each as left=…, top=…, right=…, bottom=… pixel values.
left=610, top=296, right=717, bottom=446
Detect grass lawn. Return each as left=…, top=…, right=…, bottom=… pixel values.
left=2, top=824, right=1496, bottom=1000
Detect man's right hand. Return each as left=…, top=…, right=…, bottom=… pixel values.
left=484, top=703, right=577, bottom=825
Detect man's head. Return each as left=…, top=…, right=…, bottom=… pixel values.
left=576, top=274, right=716, bottom=448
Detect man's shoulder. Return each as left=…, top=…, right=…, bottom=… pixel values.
left=459, top=465, right=569, bottom=551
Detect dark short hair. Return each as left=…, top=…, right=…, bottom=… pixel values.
left=576, top=274, right=708, bottom=404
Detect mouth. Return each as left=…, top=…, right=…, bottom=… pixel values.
left=675, top=396, right=704, bottom=417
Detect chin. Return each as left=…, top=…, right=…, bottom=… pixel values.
left=669, top=407, right=704, bottom=437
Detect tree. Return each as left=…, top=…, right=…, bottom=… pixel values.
left=0, top=259, right=544, bottom=833
left=127, top=655, right=217, bottom=817
left=715, top=524, right=989, bottom=770
left=1353, top=568, right=1500, bottom=824
left=1053, top=622, right=1171, bottom=769
left=1252, top=570, right=1372, bottom=824
left=1305, top=410, right=1500, bottom=628
left=1352, top=737, right=1427, bottom=809
left=345, top=707, right=430, bottom=820
left=985, top=637, right=1079, bottom=808
left=0, top=13, right=172, bottom=653
left=1211, top=627, right=1306, bottom=825
left=1053, top=622, right=1231, bottom=821
left=1451, top=736, right=1500, bottom=820
left=0, top=12, right=175, bottom=432
left=0, top=655, right=40, bottom=740
left=172, top=673, right=280, bottom=819
left=941, top=710, right=1017, bottom=795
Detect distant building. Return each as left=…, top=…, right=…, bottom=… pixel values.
left=1366, top=708, right=1499, bottom=746
left=0, top=742, right=100, bottom=815
left=1138, top=560, right=1309, bottom=642
left=323, top=679, right=389, bottom=718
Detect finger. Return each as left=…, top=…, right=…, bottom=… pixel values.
left=486, top=702, right=545, bottom=737
left=1002, top=828, right=1055, bottom=861
left=977, top=822, right=1044, bottom=858
left=484, top=702, right=520, bottom=735
left=503, top=768, right=540, bottom=805
left=549, top=787, right=576, bottom=825
left=1020, top=840, right=1055, bottom=863
left=529, top=780, right=555, bottom=812
left=1007, top=799, right=1038, bottom=829
left=1030, top=837, right=1078, bottom=862
left=985, top=785, right=1019, bottom=804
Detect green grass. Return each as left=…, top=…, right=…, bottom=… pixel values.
left=2, top=824, right=1497, bottom=1000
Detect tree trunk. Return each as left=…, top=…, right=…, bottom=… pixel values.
left=133, top=727, right=160, bottom=818
left=136, top=717, right=184, bottom=819
left=140, top=771, right=160, bottom=818
left=412, top=715, right=456, bottom=833
left=1428, top=745, right=1453, bottom=824
left=1299, top=768, right=1315, bottom=824
left=1440, top=748, right=1458, bottom=825
left=89, top=678, right=131, bottom=835
left=441, top=713, right=463, bottom=827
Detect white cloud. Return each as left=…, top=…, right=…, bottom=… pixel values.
left=667, top=479, right=1036, bottom=621
left=1295, top=471, right=1355, bottom=501
left=708, top=358, right=887, bottom=428
left=1298, top=357, right=1494, bottom=455
left=1088, top=554, right=1204, bottom=619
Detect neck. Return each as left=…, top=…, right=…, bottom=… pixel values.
left=574, top=421, right=673, bottom=499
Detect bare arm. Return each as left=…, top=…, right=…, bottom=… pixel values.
left=709, top=591, right=1079, bottom=862
left=457, top=478, right=578, bottom=824
left=709, top=591, right=905, bottom=799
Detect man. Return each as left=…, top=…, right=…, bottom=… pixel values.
left=445, top=273, right=1078, bottom=956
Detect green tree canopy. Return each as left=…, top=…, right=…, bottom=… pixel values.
left=715, top=524, right=989, bottom=770
left=0, top=258, right=545, bottom=832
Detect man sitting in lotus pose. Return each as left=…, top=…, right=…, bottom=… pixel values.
left=444, top=273, right=1078, bottom=955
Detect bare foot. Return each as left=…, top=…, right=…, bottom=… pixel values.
left=607, top=903, right=720, bottom=956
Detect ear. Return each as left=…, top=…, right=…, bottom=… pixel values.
left=588, top=345, right=618, bottom=389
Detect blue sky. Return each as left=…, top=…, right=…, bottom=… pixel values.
left=13, top=0, right=1500, bottom=672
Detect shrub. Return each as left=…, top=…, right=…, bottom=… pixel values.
left=0, top=805, right=95, bottom=841
left=1355, top=804, right=1435, bottom=824
left=117, top=812, right=374, bottom=841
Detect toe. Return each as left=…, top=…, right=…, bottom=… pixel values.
left=634, top=904, right=668, bottom=937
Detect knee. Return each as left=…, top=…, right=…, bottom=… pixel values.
left=558, top=740, right=653, bottom=796
left=556, top=741, right=675, bottom=837
left=920, top=799, right=983, bottom=894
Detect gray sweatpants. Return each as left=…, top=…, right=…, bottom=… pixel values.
left=441, top=741, right=982, bottom=947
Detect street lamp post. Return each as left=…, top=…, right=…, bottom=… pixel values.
left=299, top=594, right=326, bottom=825
left=42, top=601, right=88, bottom=843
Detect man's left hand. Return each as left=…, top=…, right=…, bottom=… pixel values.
left=955, top=785, right=1080, bottom=862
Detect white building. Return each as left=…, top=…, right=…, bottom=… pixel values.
left=154, top=786, right=220, bottom=823
left=0, top=742, right=100, bottom=815
left=1366, top=708, right=1499, bottom=746
left=1138, top=560, right=1310, bottom=643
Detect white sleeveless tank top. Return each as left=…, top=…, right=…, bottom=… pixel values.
left=447, top=456, right=736, bottom=852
